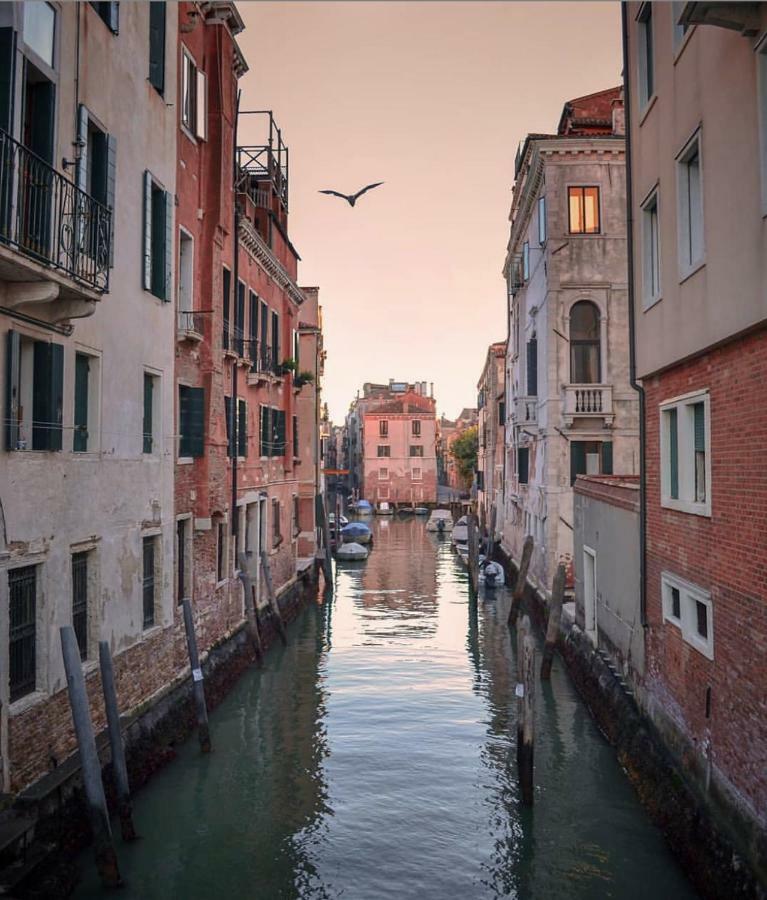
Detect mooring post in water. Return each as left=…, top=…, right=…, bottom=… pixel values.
left=98, top=641, right=137, bottom=841
left=237, top=552, right=264, bottom=661
left=516, top=615, right=535, bottom=806
left=467, top=514, right=480, bottom=595
left=540, top=562, right=566, bottom=681
left=316, top=493, right=333, bottom=588
left=60, top=627, right=121, bottom=888
left=181, top=599, right=212, bottom=753
left=485, top=505, right=497, bottom=559
left=508, top=535, right=534, bottom=628
left=260, top=549, right=288, bottom=645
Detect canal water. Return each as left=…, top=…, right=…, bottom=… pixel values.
left=75, top=516, right=697, bottom=899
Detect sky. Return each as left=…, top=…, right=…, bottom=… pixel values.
left=236, top=1, right=623, bottom=423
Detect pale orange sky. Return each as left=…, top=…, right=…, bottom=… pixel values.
left=236, top=1, right=622, bottom=422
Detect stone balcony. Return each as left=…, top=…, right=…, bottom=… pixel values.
left=563, top=384, right=614, bottom=426
left=512, top=396, right=538, bottom=430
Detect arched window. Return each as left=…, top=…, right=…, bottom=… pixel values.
left=570, top=301, right=601, bottom=383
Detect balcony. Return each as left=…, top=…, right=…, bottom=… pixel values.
left=513, top=396, right=538, bottom=430
left=177, top=310, right=204, bottom=342
left=563, top=384, right=614, bottom=426
left=0, top=129, right=111, bottom=322
left=246, top=343, right=284, bottom=384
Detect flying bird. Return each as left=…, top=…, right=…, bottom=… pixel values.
left=318, top=182, right=384, bottom=207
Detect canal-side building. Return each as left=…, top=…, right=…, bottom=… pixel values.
left=437, top=408, right=477, bottom=495
left=501, top=87, right=639, bottom=596
left=624, top=1, right=767, bottom=868
left=476, top=342, right=505, bottom=531
left=0, top=1, right=178, bottom=791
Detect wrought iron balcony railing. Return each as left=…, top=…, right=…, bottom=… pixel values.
left=177, top=310, right=205, bottom=337
left=0, top=128, right=111, bottom=293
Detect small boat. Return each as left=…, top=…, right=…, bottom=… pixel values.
left=328, top=513, right=349, bottom=527
left=414, top=507, right=429, bottom=516
left=479, top=559, right=506, bottom=588
left=451, top=515, right=468, bottom=545
left=340, top=522, right=372, bottom=544
left=375, top=501, right=393, bottom=515
left=336, top=541, right=369, bottom=561
left=426, top=509, right=454, bottom=532
left=356, top=499, right=373, bottom=515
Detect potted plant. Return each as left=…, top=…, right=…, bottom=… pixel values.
left=276, top=357, right=297, bottom=376
left=293, top=371, right=315, bottom=389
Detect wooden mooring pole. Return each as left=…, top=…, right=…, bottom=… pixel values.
left=540, top=562, right=566, bottom=681
left=237, top=552, right=264, bottom=662
left=60, top=626, right=121, bottom=888
left=484, top=505, right=497, bottom=559
left=516, top=615, right=535, bottom=807
left=260, top=549, right=288, bottom=645
left=316, top=493, right=333, bottom=589
left=98, top=641, right=137, bottom=841
left=467, top=514, right=480, bottom=595
left=508, top=535, right=534, bottom=628
left=181, top=599, right=212, bottom=753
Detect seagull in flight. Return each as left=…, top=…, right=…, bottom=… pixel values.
left=318, top=182, right=384, bottom=207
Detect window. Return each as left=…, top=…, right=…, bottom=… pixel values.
left=72, top=551, right=89, bottom=660
left=641, top=188, right=661, bottom=307
left=260, top=301, right=269, bottom=368
left=409, top=445, right=424, bottom=457
left=249, top=291, right=259, bottom=370
left=538, top=196, right=546, bottom=244
left=568, top=186, right=600, bottom=234
left=176, top=518, right=191, bottom=604
left=570, top=441, right=612, bottom=485
left=379, top=420, right=388, bottom=437
left=660, top=390, right=710, bottom=515
left=235, top=281, right=245, bottom=356
left=272, top=499, right=282, bottom=547
left=143, top=372, right=160, bottom=454
left=216, top=521, right=226, bottom=582
left=239, top=400, right=248, bottom=458
left=637, top=3, right=654, bottom=108
left=181, top=48, right=207, bottom=140
left=662, top=572, right=713, bottom=659
left=148, top=1, right=166, bottom=95
left=271, top=310, right=280, bottom=371
left=177, top=229, right=194, bottom=330
left=9, top=565, right=37, bottom=702
left=677, top=131, right=704, bottom=276
left=222, top=267, right=231, bottom=350
left=411, top=467, right=422, bottom=481
left=671, top=1, right=688, bottom=52
left=412, top=420, right=421, bottom=436
left=292, top=414, right=298, bottom=458
left=142, top=172, right=172, bottom=300
left=142, top=536, right=158, bottom=629
left=522, top=241, right=530, bottom=281
left=5, top=332, right=63, bottom=451
left=260, top=406, right=286, bottom=457
left=570, top=301, right=601, bottom=383
left=476, top=470, right=484, bottom=491
left=23, top=1, right=55, bottom=66
left=90, top=2, right=119, bottom=33
left=76, top=105, right=117, bottom=265
left=378, top=467, right=389, bottom=480
left=179, top=385, right=204, bottom=458
left=518, top=447, right=529, bottom=485
left=526, top=337, right=538, bottom=396
left=377, top=445, right=391, bottom=458
left=293, top=495, right=300, bottom=537
left=758, top=41, right=767, bottom=213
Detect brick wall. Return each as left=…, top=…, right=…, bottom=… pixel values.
left=644, top=327, right=767, bottom=821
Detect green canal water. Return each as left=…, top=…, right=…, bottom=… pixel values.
left=75, top=516, right=697, bottom=899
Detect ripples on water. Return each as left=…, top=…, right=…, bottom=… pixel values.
left=75, top=516, right=697, bottom=899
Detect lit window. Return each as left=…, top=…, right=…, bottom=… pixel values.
left=641, top=188, right=661, bottom=307
left=676, top=131, right=704, bottom=276
left=660, top=390, right=710, bottom=516
left=568, top=186, right=600, bottom=234
left=662, top=572, right=713, bottom=659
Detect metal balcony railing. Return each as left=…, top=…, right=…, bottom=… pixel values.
left=248, top=342, right=282, bottom=377
left=0, top=129, right=111, bottom=293
left=177, top=310, right=204, bottom=336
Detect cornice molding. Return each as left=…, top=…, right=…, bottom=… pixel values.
left=238, top=217, right=305, bottom=307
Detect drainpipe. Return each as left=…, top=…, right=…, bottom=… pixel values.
left=230, top=90, right=241, bottom=544
left=621, top=1, right=647, bottom=628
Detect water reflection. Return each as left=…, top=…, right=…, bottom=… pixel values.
left=75, top=518, right=697, bottom=900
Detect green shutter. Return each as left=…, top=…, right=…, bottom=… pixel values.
left=260, top=302, right=269, bottom=366
left=238, top=399, right=247, bottom=457
left=5, top=330, right=20, bottom=450
left=527, top=338, right=537, bottom=396
left=693, top=402, right=705, bottom=452
left=236, top=282, right=245, bottom=355
left=163, top=190, right=172, bottom=301
left=106, top=134, right=117, bottom=266
left=518, top=447, right=529, bottom=484
left=32, top=341, right=63, bottom=451
left=148, top=2, right=166, bottom=94
left=249, top=291, right=258, bottom=368
left=179, top=385, right=204, bottom=457
left=74, top=354, right=90, bottom=452
left=0, top=29, right=16, bottom=134
left=293, top=414, right=298, bottom=458
left=601, top=441, right=613, bottom=475
left=142, top=171, right=152, bottom=291
left=77, top=105, right=89, bottom=195
left=272, top=311, right=279, bottom=368
left=570, top=441, right=586, bottom=485
left=224, top=396, right=234, bottom=458
left=150, top=186, right=165, bottom=299
left=143, top=373, right=153, bottom=453
left=668, top=408, right=679, bottom=499
left=222, top=268, right=231, bottom=350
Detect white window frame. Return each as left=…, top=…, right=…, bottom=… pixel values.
left=522, top=241, right=530, bottom=281
left=640, top=185, right=661, bottom=309
left=756, top=35, right=767, bottom=216
left=659, top=389, right=711, bottom=517
left=411, top=467, right=422, bottom=481
left=537, top=196, right=546, bottom=245
left=661, top=571, right=713, bottom=660
left=378, top=467, right=389, bottom=481
left=637, top=2, right=655, bottom=111
left=181, top=47, right=207, bottom=141
left=177, top=226, right=195, bottom=325
left=676, top=128, right=705, bottom=279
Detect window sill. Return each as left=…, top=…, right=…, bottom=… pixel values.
left=678, top=258, right=706, bottom=285
left=661, top=498, right=711, bottom=518
left=177, top=456, right=195, bottom=465
left=642, top=294, right=662, bottom=312
left=663, top=616, right=713, bottom=660
left=638, top=93, right=658, bottom=127
left=142, top=624, right=164, bottom=640
left=672, top=26, right=696, bottom=65
left=180, top=123, right=198, bottom=146
left=9, top=690, right=48, bottom=717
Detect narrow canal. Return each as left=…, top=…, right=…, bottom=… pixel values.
left=76, top=516, right=697, bottom=899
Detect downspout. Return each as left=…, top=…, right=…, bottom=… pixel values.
left=230, top=89, right=241, bottom=544
left=621, top=1, right=647, bottom=628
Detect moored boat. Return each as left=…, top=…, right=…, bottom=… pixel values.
left=425, top=509, right=454, bottom=532
left=375, top=501, right=393, bottom=515
left=340, top=522, right=372, bottom=544
left=336, top=542, right=369, bottom=561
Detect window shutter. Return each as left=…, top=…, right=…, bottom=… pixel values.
left=668, top=408, right=679, bottom=499
left=601, top=441, right=613, bottom=475
left=249, top=291, right=258, bottom=369
left=0, top=28, right=16, bottom=134
left=5, top=330, right=20, bottom=450
left=518, top=447, right=529, bottom=484
left=163, top=190, right=172, bottom=301
left=570, top=441, right=586, bottom=485
left=224, top=396, right=234, bottom=458
left=143, top=374, right=153, bottom=453
left=272, top=311, right=280, bottom=367
left=142, top=171, right=152, bottom=291
left=260, top=405, right=268, bottom=456
left=527, top=338, right=537, bottom=396
left=74, top=354, right=89, bottom=452
left=238, top=399, right=247, bottom=457
left=693, top=402, right=705, bottom=452
left=293, top=414, right=298, bottom=458
left=32, top=341, right=62, bottom=451
left=188, top=387, right=204, bottom=457
left=236, top=282, right=245, bottom=355
left=222, top=268, right=230, bottom=350
left=106, top=134, right=117, bottom=266
left=148, top=2, right=166, bottom=94
left=77, top=105, right=89, bottom=195
left=195, top=69, right=206, bottom=139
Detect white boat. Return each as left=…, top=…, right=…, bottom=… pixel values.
left=375, top=501, right=393, bottom=515
left=426, top=509, right=454, bottom=532
left=328, top=513, right=349, bottom=527
left=479, top=560, right=505, bottom=588
left=336, top=542, right=369, bottom=561
left=451, top=515, right=469, bottom=545
left=414, top=507, right=429, bottom=516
